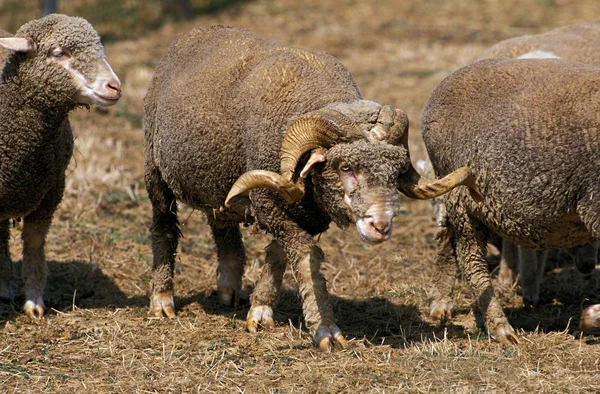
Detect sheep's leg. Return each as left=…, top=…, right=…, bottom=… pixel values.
left=577, top=200, right=600, bottom=330
left=250, top=194, right=346, bottom=350
left=290, top=243, right=347, bottom=351
left=21, top=216, right=52, bottom=318
left=211, top=225, right=246, bottom=306
left=429, top=223, right=458, bottom=324
left=453, top=215, right=519, bottom=344
left=0, top=220, right=13, bottom=301
left=568, top=241, right=597, bottom=275
left=247, top=240, right=286, bottom=332
left=517, top=247, right=547, bottom=307
left=21, top=182, right=66, bottom=318
left=146, top=166, right=180, bottom=318
left=498, top=239, right=519, bottom=287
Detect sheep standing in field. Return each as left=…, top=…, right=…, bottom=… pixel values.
left=422, top=58, right=600, bottom=343
left=478, top=22, right=600, bottom=306
left=0, top=14, right=122, bottom=318
left=143, top=25, right=477, bottom=350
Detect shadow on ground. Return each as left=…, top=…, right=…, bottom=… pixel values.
left=0, top=259, right=147, bottom=324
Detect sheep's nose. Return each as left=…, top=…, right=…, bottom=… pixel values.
left=370, top=219, right=390, bottom=236
left=107, top=79, right=122, bottom=96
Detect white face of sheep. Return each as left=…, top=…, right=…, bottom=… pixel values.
left=47, top=44, right=122, bottom=106
left=0, top=16, right=121, bottom=107
left=311, top=140, right=408, bottom=244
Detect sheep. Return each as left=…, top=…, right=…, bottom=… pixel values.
left=143, top=25, right=478, bottom=350
left=477, top=23, right=600, bottom=306
left=477, top=21, right=600, bottom=63
left=421, top=57, right=600, bottom=343
left=0, top=14, right=122, bottom=318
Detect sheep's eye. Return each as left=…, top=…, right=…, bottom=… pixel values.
left=51, top=48, right=70, bottom=58
left=339, top=164, right=352, bottom=172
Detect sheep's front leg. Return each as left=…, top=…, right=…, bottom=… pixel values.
left=453, top=215, right=519, bottom=344
left=292, top=244, right=347, bottom=350
left=146, top=166, right=179, bottom=318
left=249, top=195, right=346, bottom=350
left=211, top=225, right=246, bottom=306
left=21, top=217, right=52, bottom=318
left=0, top=220, right=13, bottom=301
left=247, top=240, right=286, bottom=332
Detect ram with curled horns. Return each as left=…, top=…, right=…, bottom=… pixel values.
left=143, top=25, right=479, bottom=350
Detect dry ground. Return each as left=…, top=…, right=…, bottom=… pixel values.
left=1, top=0, right=600, bottom=392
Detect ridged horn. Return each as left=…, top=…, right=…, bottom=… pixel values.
left=225, top=109, right=363, bottom=207
left=280, top=109, right=363, bottom=182
left=224, top=170, right=305, bottom=207
left=368, top=105, right=409, bottom=146
left=399, top=165, right=483, bottom=201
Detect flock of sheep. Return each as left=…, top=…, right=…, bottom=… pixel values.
left=0, top=14, right=598, bottom=350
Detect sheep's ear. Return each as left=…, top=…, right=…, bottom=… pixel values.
left=0, top=37, right=37, bottom=54
left=299, top=148, right=327, bottom=178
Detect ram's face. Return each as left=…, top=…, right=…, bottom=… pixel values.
left=313, top=140, right=409, bottom=244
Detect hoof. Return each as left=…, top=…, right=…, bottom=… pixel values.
left=430, top=299, right=453, bottom=324
left=217, top=286, right=239, bottom=307
left=24, top=297, right=46, bottom=319
left=489, top=318, right=519, bottom=345
left=314, top=324, right=348, bottom=352
left=580, top=305, right=600, bottom=331
left=150, top=290, right=176, bottom=318
left=246, top=305, right=275, bottom=333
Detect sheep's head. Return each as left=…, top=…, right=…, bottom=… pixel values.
left=225, top=103, right=480, bottom=244
left=0, top=14, right=121, bottom=108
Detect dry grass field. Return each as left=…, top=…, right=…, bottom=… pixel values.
left=1, top=0, right=600, bottom=392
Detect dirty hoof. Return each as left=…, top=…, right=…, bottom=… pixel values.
left=217, top=286, right=239, bottom=307
left=24, top=297, right=45, bottom=319
left=150, top=291, right=176, bottom=318
left=580, top=304, right=600, bottom=331
left=314, top=324, right=348, bottom=352
left=489, top=319, right=519, bottom=344
left=246, top=305, right=275, bottom=333
left=497, top=271, right=515, bottom=288
left=430, top=299, right=453, bottom=324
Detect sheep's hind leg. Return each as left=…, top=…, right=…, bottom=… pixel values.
left=211, top=224, right=246, bottom=306
left=429, top=218, right=458, bottom=324
left=577, top=200, right=600, bottom=330
left=517, top=247, right=547, bottom=307
left=146, top=167, right=180, bottom=318
left=498, top=239, right=519, bottom=288
left=453, top=214, right=519, bottom=344
left=0, top=220, right=13, bottom=301
left=247, top=240, right=286, bottom=332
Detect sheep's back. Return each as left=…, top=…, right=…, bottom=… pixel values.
left=478, top=22, right=600, bottom=64
left=145, top=25, right=360, bottom=208
left=422, top=58, right=600, bottom=248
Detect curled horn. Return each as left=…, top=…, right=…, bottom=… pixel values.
left=373, top=104, right=482, bottom=201
left=367, top=105, right=409, bottom=146
left=225, top=109, right=363, bottom=207
left=399, top=165, right=483, bottom=201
